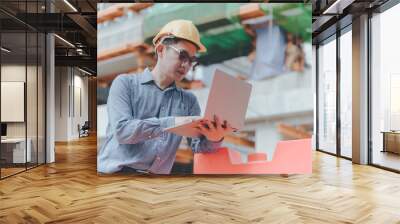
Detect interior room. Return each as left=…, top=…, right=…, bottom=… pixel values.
left=0, top=17, right=46, bottom=178
left=0, top=0, right=97, bottom=179
left=370, top=3, right=400, bottom=170
left=0, top=1, right=399, bottom=223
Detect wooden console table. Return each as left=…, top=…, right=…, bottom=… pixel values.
left=381, top=131, right=400, bottom=154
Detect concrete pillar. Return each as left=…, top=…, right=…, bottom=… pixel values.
left=352, top=14, right=369, bottom=164
left=46, top=33, right=55, bottom=163
left=45, top=1, right=56, bottom=163
left=54, top=67, right=72, bottom=141
left=255, top=122, right=281, bottom=161
left=312, top=45, right=317, bottom=150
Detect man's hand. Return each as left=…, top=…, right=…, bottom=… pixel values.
left=195, top=115, right=236, bottom=142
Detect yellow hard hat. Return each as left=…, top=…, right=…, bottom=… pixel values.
left=153, top=19, right=207, bottom=53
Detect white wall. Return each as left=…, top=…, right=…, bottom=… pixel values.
left=1, top=65, right=39, bottom=138
left=72, top=73, right=89, bottom=138
left=55, top=67, right=68, bottom=141
left=1, top=63, right=46, bottom=164
left=54, top=67, right=89, bottom=141
left=1, top=65, right=26, bottom=131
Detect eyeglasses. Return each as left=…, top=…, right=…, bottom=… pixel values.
left=167, top=45, right=199, bottom=69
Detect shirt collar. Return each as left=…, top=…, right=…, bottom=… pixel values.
left=139, top=68, right=154, bottom=84
left=140, top=68, right=177, bottom=91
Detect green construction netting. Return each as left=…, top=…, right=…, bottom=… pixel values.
left=142, top=3, right=250, bottom=64
left=198, top=25, right=252, bottom=65
left=260, top=3, right=312, bottom=42
left=141, top=3, right=311, bottom=64
left=142, top=3, right=243, bottom=41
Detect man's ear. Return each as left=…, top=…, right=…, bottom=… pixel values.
left=155, top=44, right=165, bottom=59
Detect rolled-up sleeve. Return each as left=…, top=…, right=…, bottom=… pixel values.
left=108, top=75, right=175, bottom=145
left=187, top=94, right=222, bottom=153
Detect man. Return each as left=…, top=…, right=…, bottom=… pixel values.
left=98, top=20, right=234, bottom=174
left=247, top=19, right=287, bottom=80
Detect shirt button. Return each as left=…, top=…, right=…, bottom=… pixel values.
left=148, top=135, right=152, bottom=139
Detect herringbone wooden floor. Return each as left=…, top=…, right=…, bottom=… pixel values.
left=1, top=135, right=400, bottom=224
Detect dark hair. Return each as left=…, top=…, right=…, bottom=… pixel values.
left=155, top=36, right=181, bottom=60
left=161, top=36, right=180, bottom=45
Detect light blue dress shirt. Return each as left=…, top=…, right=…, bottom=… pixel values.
left=97, top=68, right=222, bottom=174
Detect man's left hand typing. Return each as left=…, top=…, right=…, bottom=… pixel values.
left=195, top=115, right=236, bottom=142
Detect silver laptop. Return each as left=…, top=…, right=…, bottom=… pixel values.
left=165, top=69, right=252, bottom=137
